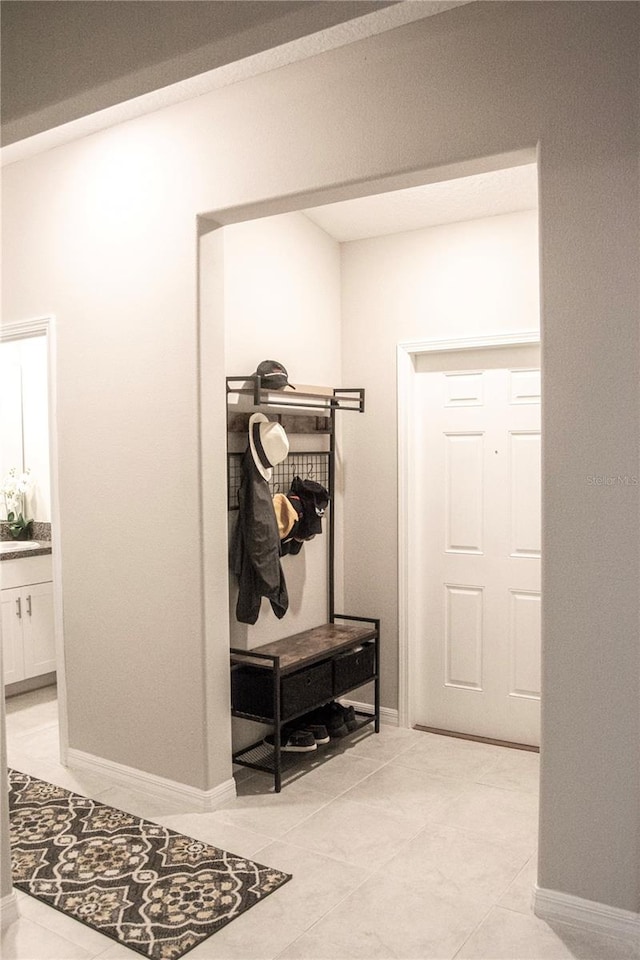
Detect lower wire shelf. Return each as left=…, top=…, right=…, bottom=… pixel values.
left=232, top=712, right=376, bottom=777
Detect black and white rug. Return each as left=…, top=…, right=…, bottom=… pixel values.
left=7, top=769, right=291, bottom=959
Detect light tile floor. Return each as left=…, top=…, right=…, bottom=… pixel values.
left=2, top=686, right=637, bottom=960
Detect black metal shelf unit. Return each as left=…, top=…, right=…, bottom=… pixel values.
left=230, top=616, right=380, bottom=792
left=227, top=375, right=379, bottom=792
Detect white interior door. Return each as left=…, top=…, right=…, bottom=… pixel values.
left=414, top=347, right=541, bottom=746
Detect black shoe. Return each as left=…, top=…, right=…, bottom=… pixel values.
left=320, top=700, right=358, bottom=733
left=264, top=729, right=317, bottom=752
left=299, top=722, right=330, bottom=745
left=319, top=702, right=349, bottom=739
left=342, top=704, right=358, bottom=732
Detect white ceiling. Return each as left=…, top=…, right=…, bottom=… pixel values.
left=303, top=163, right=538, bottom=241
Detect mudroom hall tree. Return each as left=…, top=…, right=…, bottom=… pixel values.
left=227, top=368, right=380, bottom=791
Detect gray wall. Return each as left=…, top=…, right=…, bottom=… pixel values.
left=1, top=1, right=638, bottom=914
left=341, top=209, right=540, bottom=708
left=223, top=213, right=342, bottom=649
left=0, top=0, right=393, bottom=144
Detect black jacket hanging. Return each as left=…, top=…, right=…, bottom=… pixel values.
left=230, top=450, right=289, bottom=624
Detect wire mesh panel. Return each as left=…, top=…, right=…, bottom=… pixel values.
left=228, top=451, right=330, bottom=510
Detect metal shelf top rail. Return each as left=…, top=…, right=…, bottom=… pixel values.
left=226, top=375, right=364, bottom=413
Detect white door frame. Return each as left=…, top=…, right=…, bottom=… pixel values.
left=1, top=316, right=67, bottom=762
left=397, top=330, right=541, bottom=729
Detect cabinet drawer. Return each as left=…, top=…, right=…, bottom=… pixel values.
left=333, top=643, right=375, bottom=695
left=231, top=660, right=333, bottom=721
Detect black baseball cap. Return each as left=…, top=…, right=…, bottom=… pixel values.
left=255, top=360, right=296, bottom=390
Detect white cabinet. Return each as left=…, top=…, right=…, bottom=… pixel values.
left=1, top=556, right=55, bottom=686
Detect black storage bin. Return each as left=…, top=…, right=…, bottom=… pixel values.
left=333, top=642, right=375, bottom=695
left=231, top=660, right=333, bottom=721
left=282, top=661, right=333, bottom=717
left=231, top=665, right=273, bottom=719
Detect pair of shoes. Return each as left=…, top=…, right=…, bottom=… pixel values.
left=264, top=729, right=317, bottom=752
left=308, top=702, right=358, bottom=739
left=302, top=703, right=346, bottom=739
left=300, top=722, right=330, bottom=745
left=263, top=720, right=331, bottom=753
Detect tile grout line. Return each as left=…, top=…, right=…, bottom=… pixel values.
left=449, top=870, right=542, bottom=960
left=268, top=853, right=399, bottom=960
left=236, top=742, right=434, bottom=871
left=497, top=853, right=538, bottom=916
left=266, top=796, right=431, bottom=875
left=231, top=747, right=437, bottom=960
left=269, top=809, right=476, bottom=960
left=450, top=898, right=504, bottom=960
left=271, top=752, right=427, bottom=842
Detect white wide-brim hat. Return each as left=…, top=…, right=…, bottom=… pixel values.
left=248, top=413, right=289, bottom=481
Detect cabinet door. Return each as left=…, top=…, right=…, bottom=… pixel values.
left=22, top=581, right=56, bottom=679
left=1, top=587, right=25, bottom=684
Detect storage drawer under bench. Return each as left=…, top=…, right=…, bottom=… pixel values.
left=232, top=642, right=376, bottom=721
left=333, top=642, right=375, bottom=695
left=232, top=659, right=333, bottom=721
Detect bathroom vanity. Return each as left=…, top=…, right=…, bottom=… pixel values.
left=1, top=547, right=55, bottom=687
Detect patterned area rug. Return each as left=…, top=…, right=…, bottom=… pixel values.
left=8, top=769, right=291, bottom=959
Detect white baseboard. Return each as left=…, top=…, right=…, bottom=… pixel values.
left=534, top=884, right=640, bottom=947
left=339, top=698, right=399, bottom=727
left=0, top=891, right=20, bottom=930
left=67, top=748, right=237, bottom=812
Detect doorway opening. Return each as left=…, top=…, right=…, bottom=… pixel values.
left=1, top=316, right=67, bottom=769
left=199, top=149, right=540, bottom=774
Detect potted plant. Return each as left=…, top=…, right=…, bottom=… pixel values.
left=2, top=467, right=34, bottom=540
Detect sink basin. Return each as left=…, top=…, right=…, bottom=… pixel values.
left=0, top=541, right=40, bottom=553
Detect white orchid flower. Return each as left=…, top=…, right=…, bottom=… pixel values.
left=16, top=470, right=33, bottom=493
left=2, top=466, right=35, bottom=526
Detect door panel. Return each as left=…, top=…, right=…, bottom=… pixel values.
left=509, top=589, right=541, bottom=700
left=509, top=431, right=541, bottom=557
left=445, top=433, right=484, bottom=553
left=445, top=584, right=483, bottom=690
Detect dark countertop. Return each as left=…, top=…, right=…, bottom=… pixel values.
left=0, top=543, right=53, bottom=561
